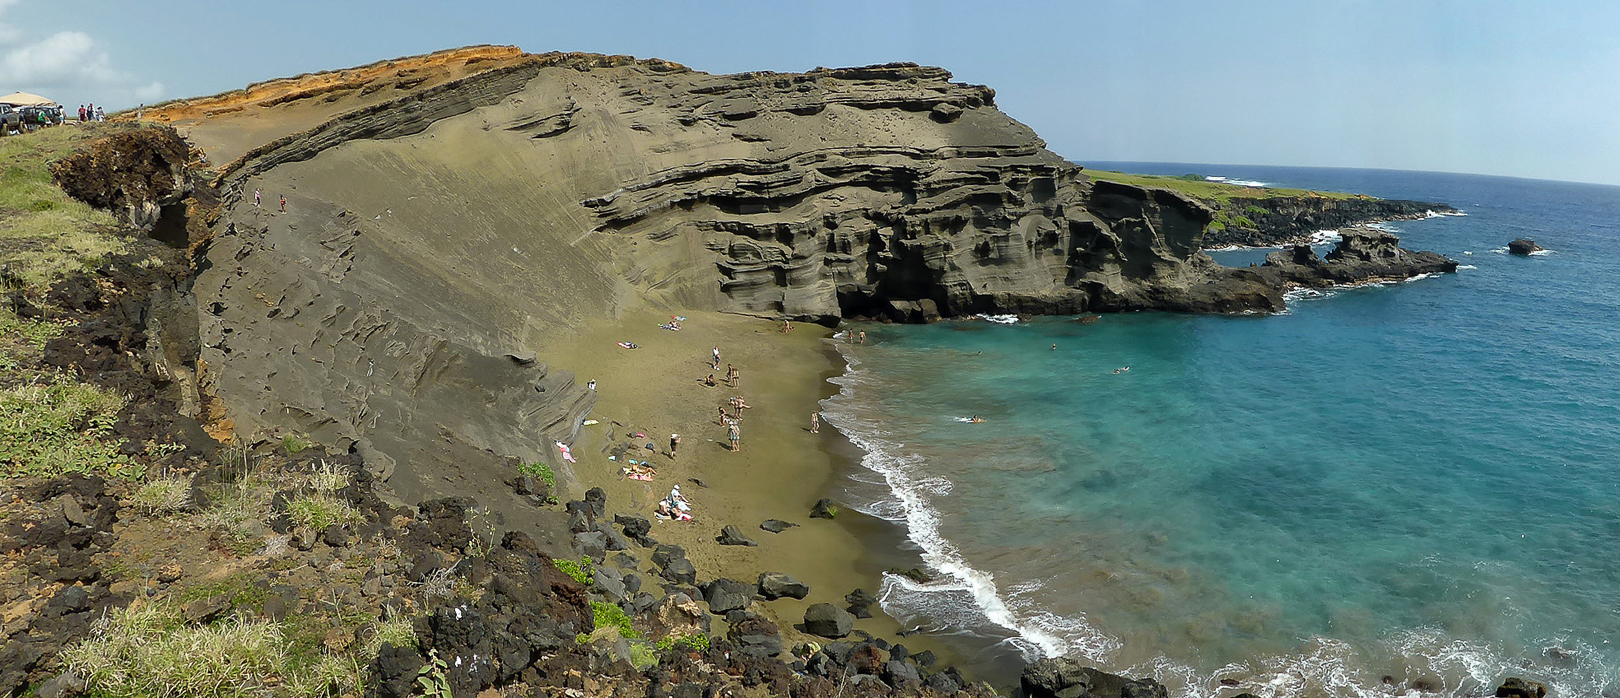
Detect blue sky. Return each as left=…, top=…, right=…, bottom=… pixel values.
left=3, top=1, right=1617, bottom=185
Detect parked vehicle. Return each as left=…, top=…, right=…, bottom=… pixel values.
left=0, top=105, right=21, bottom=135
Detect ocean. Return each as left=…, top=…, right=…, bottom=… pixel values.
left=820, top=163, right=1620, bottom=697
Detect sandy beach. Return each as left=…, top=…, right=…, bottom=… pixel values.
left=541, top=308, right=956, bottom=656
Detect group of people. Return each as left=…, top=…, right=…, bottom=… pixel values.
left=655, top=484, right=692, bottom=521
left=77, top=104, right=105, bottom=122
left=252, top=189, right=288, bottom=213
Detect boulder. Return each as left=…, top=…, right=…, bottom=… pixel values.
left=757, top=572, right=810, bottom=600
left=882, top=660, right=920, bottom=687
left=804, top=603, right=855, bottom=638
left=727, top=614, right=784, bottom=657
left=760, top=519, right=799, bottom=533
left=654, top=592, right=709, bottom=637
left=701, top=578, right=755, bottom=614
left=715, top=524, right=757, bottom=547
left=845, top=587, right=877, bottom=618
left=1021, top=657, right=1092, bottom=698
left=183, top=594, right=231, bottom=624
left=651, top=544, right=687, bottom=568
left=810, top=498, right=839, bottom=519
left=1495, top=677, right=1548, bottom=698
left=661, top=558, right=697, bottom=585
left=574, top=530, right=608, bottom=562
left=592, top=522, right=631, bottom=551
left=592, top=569, right=627, bottom=602
left=583, top=487, right=607, bottom=518
left=1507, top=238, right=1544, bottom=256
left=615, top=514, right=653, bottom=543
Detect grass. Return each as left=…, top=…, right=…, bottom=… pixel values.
left=656, top=633, right=710, bottom=653
left=0, top=377, right=137, bottom=479
left=360, top=612, right=417, bottom=658
left=0, top=125, right=133, bottom=289
left=62, top=602, right=366, bottom=698
left=305, top=459, right=347, bottom=493
left=281, top=434, right=310, bottom=455
left=552, top=556, right=594, bottom=586
left=1086, top=169, right=1358, bottom=204
left=285, top=493, right=361, bottom=530
left=131, top=473, right=193, bottom=515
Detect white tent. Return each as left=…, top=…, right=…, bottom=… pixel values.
left=0, top=92, right=58, bottom=107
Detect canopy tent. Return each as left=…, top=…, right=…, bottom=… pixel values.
left=0, top=92, right=59, bottom=107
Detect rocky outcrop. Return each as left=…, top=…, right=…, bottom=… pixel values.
left=49, top=126, right=190, bottom=233
left=1507, top=238, right=1544, bottom=256
left=1258, top=227, right=1458, bottom=288
left=1020, top=657, right=1170, bottom=698
left=1202, top=195, right=1458, bottom=248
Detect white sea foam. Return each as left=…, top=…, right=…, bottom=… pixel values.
left=1424, top=209, right=1469, bottom=219
left=820, top=348, right=1119, bottom=663
left=1530, top=249, right=1554, bottom=256
left=1310, top=229, right=1343, bottom=245
left=973, top=313, right=1020, bottom=324
left=1457, top=265, right=1478, bottom=270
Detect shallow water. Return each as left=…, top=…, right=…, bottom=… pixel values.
left=822, top=165, right=1620, bottom=697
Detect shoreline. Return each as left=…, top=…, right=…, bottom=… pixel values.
left=539, top=308, right=981, bottom=681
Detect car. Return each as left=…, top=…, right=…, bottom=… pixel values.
left=0, top=105, right=21, bottom=135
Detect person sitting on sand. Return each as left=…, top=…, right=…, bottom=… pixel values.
left=702, top=374, right=717, bottom=386
left=717, top=406, right=729, bottom=425
left=782, top=319, right=793, bottom=333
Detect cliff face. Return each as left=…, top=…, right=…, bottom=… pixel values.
left=1204, top=195, right=1458, bottom=248
left=163, top=49, right=1453, bottom=505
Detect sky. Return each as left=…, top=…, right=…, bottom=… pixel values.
left=2, top=0, right=1617, bottom=185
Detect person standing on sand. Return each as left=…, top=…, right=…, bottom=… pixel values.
left=669, top=433, right=681, bottom=459
left=727, top=364, right=739, bottom=388
left=254, top=189, right=261, bottom=207
left=711, top=347, right=721, bottom=370
left=782, top=319, right=792, bottom=333
left=728, top=423, right=741, bottom=452
left=279, top=194, right=287, bottom=213
left=810, top=411, right=820, bottom=434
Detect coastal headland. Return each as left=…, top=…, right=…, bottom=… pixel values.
left=0, top=44, right=1521, bottom=698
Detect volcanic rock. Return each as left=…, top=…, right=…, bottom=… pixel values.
left=757, top=572, right=810, bottom=600
left=803, top=603, right=855, bottom=638
left=760, top=519, right=799, bottom=533
left=1507, top=238, right=1544, bottom=256
left=715, top=525, right=757, bottom=546
left=809, top=499, right=839, bottom=519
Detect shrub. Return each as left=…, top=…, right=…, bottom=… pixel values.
left=656, top=633, right=710, bottom=653
left=518, top=461, right=556, bottom=489
left=627, top=640, right=658, bottom=670
left=282, top=434, right=309, bottom=455
left=552, top=556, right=593, bottom=586
left=286, top=494, right=361, bottom=530
left=131, top=474, right=192, bottom=515
left=591, top=600, right=638, bottom=638
left=306, top=459, right=348, bottom=493
left=361, top=612, right=418, bottom=659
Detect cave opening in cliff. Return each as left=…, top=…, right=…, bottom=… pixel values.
left=149, top=203, right=190, bottom=248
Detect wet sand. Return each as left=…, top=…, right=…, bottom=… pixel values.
left=541, top=309, right=962, bottom=659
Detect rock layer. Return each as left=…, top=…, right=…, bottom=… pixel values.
left=1202, top=195, right=1458, bottom=249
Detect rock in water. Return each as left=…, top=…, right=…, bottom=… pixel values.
left=1494, top=677, right=1548, bottom=698
left=809, top=499, right=839, bottom=519
left=715, top=524, right=758, bottom=546
left=1507, top=238, right=1545, bottom=256
left=757, top=572, right=810, bottom=600
left=804, top=603, right=855, bottom=638
left=760, top=519, right=799, bottom=533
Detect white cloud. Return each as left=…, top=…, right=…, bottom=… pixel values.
left=0, top=2, right=164, bottom=108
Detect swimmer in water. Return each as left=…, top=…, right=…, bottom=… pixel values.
left=1113, top=366, right=1130, bottom=374
left=969, top=415, right=985, bottom=423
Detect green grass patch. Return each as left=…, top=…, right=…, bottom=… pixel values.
left=0, top=378, right=136, bottom=479
left=0, top=125, right=132, bottom=290
left=131, top=473, right=193, bottom=515
left=1086, top=169, right=1357, bottom=204
left=285, top=493, right=361, bottom=530
left=655, top=633, right=710, bottom=653
left=281, top=434, right=310, bottom=455
left=552, top=556, right=593, bottom=586
left=176, top=572, right=269, bottom=613
left=591, top=600, right=638, bottom=638
left=61, top=602, right=366, bottom=698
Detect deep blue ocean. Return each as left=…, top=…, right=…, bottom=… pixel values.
left=822, top=163, right=1620, bottom=697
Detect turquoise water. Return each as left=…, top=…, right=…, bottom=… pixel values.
left=822, top=166, right=1620, bottom=697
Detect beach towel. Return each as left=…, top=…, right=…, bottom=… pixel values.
left=582, top=419, right=599, bottom=426
left=660, top=323, right=680, bottom=331
left=555, top=441, right=576, bottom=463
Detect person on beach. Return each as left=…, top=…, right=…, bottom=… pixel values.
left=702, top=374, right=717, bottom=387
left=279, top=194, right=287, bottom=213
left=717, top=406, right=729, bottom=425
left=726, top=364, right=738, bottom=388
left=669, top=433, right=681, bottom=459
left=858, top=330, right=867, bottom=344
left=587, top=379, right=596, bottom=391
left=728, top=423, right=741, bottom=452
left=810, top=411, right=821, bottom=434
left=712, top=347, right=721, bottom=370
left=254, top=189, right=261, bottom=207
left=782, top=319, right=793, bottom=333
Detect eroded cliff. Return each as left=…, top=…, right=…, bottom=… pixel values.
left=160, top=48, right=1454, bottom=506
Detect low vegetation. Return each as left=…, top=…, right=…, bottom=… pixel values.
left=1086, top=169, right=1358, bottom=204
left=131, top=473, right=193, bottom=514
left=518, top=460, right=557, bottom=489
left=0, top=124, right=134, bottom=289
left=61, top=602, right=364, bottom=698
left=552, top=555, right=594, bottom=585
left=286, top=493, right=362, bottom=530
left=591, top=600, right=639, bottom=639
left=0, top=376, right=136, bottom=479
